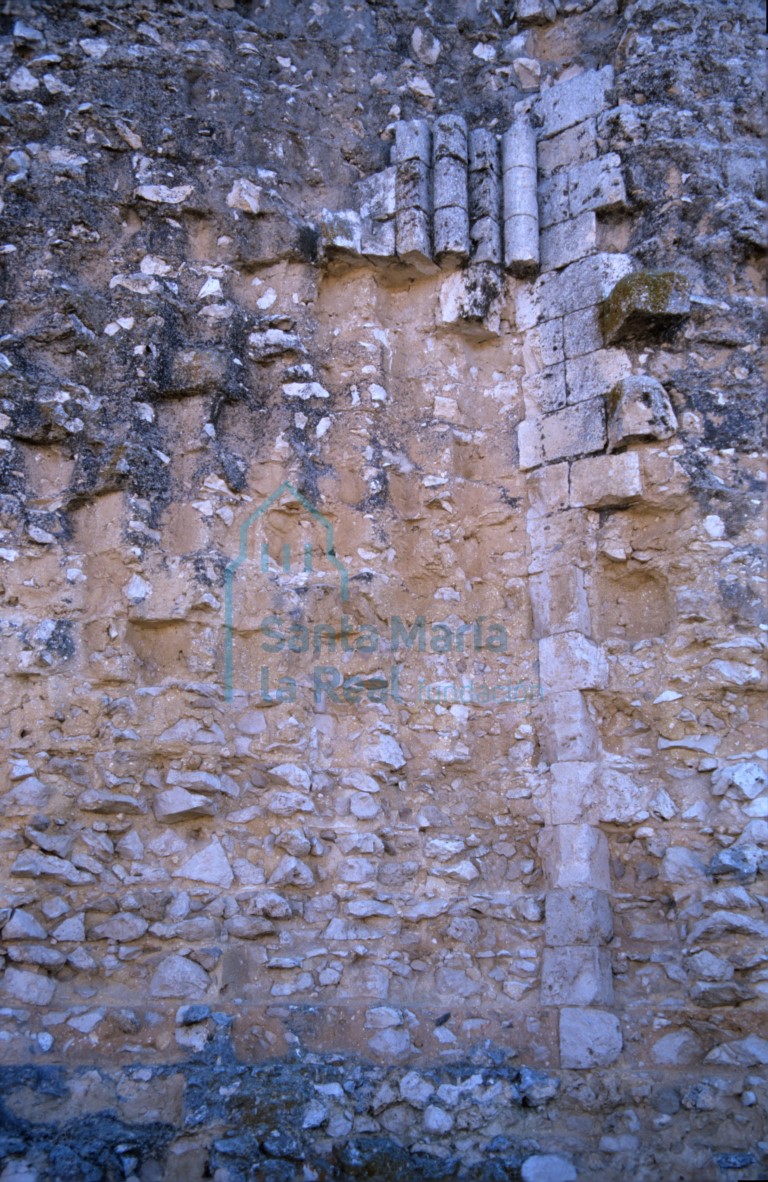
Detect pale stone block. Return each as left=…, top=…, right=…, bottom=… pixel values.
left=551, top=762, right=648, bottom=825
left=523, top=318, right=564, bottom=375
left=540, top=631, right=607, bottom=690
left=469, top=213, right=502, bottom=264
left=570, top=452, right=643, bottom=509
left=545, top=888, right=614, bottom=946
left=526, top=254, right=634, bottom=326
left=397, top=155, right=430, bottom=211
left=356, top=166, right=396, bottom=221
left=559, top=1007, right=622, bottom=1068
left=433, top=205, right=470, bottom=260
left=540, top=211, right=597, bottom=271
left=544, top=823, right=611, bottom=890
left=563, top=305, right=603, bottom=358
left=568, top=153, right=626, bottom=216
left=319, top=209, right=361, bottom=255
left=469, top=127, right=499, bottom=172
left=538, top=171, right=570, bottom=228
left=394, top=119, right=430, bottom=163
left=433, top=113, right=468, bottom=162
left=522, top=1154, right=577, bottom=1182
left=537, top=690, right=600, bottom=762
left=537, top=66, right=614, bottom=138
left=529, top=567, right=590, bottom=636
left=566, top=347, right=630, bottom=405
left=538, top=118, right=598, bottom=178
left=501, top=117, right=537, bottom=174
left=549, top=760, right=597, bottom=823
left=522, top=364, right=567, bottom=415
left=541, top=397, right=606, bottom=463
left=503, top=168, right=539, bottom=219
left=542, top=946, right=614, bottom=1006
left=396, top=207, right=434, bottom=271
left=504, top=214, right=540, bottom=276
left=518, top=418, right=545, bottom=470
left=434, top=154, right=468, bottom=210
left=526, top=463, right=569, bottom=517
left=361, top=215, right=396, bottom=261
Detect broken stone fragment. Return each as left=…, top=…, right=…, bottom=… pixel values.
left=78, top=788, right=147, bottom=814
left=600, top=270, right=691, bottom=343
left=172, top=837, right=234, bottom=888
left=606, top=374, right=677, bottom=450
left=559, top=1007, right=622, bottom=1068
left=154, top=787, right=216, bottom=823
left=226, top=915, right=274, bottom=938
left=89, top=912, right=149, bottom=942
left=135, top=183, right=194, bottom=205
left=150, top=954, right=209, bottom=999
left=247, top=328, right=304, bottom=361
left=319, top=209, right=362, bottom=258
left=1, top=966, right=56, bottom=1006
left=226, top=178, right=263, bottom=214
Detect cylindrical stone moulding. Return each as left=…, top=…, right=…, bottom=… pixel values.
left=468, top=128, right=501, bottom=265
left=501, top=116, right=539, bottom=276
left=395, top=119, right=432, bottom=266
left=433, top=115, right=469, bottom=262
left=433, top=113, right=468, bottom=163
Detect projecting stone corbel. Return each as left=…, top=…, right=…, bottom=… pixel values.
left=600, top=270, right=691, bottom=344
left=605, top=374, right=678, bottom=451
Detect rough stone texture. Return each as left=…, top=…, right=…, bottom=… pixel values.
left=0, top=0, right=765, bottom=1179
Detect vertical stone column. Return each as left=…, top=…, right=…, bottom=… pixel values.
left=394, top=119, right=434, bottom=271
left=526, top=478, right=622, bottom=1069
left=502, top=116, right=539, bottom=276
left=468, top=128, right=502, bottom=266
left=432, top=114, right=469, bottom=264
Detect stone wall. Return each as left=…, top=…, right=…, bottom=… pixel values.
left=0, top=0, right=765, bottom=1179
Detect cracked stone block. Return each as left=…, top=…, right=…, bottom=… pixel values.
left=396, top=155, right=431, bottom=212
left=434, top=154, right=467, bottom=210
left=438, top=263, right=503, bottom=334
left=394, top=119, right=430, bottom=163
left=538, top=118, right=597, bottom=178
left=539, top=631, right=607, bottom=691
left=541, top=397, right=606, bottom=462
left=559, top=1007, right=623, bottom=1068
left=522, top=364, right=567, bottom=415
left=530, top=566, right=590, bottom=636
left=606, top=374, right=678, bottom=449
left=565, top=347, right=631, bottom=405
left=537, top=690, right=600, bottom=763
left=537, top=66, right=614, bottom=138
left=542, top=946, right=614, bottom=1006
left=396, top=206, right=435, bottom=271
left=433, top=113, right=468, bottom=162
left=527, top=463, right=570, bottom=517
left=540, top=211, right=597, bottom=271
left=568, top=153, right=626, bottom=216
left=319, top=209, right=362, bottom=256
left=601, top=270, right=691, bottom=343
left=434, top=205, right=469, bottom=262
left=569, top=452, right=643, bottom=508
left=545, top=889, right=614, bottom=946
left=544, top=824, right=611, bottom=891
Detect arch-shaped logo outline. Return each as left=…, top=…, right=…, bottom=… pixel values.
left=223, top=481, right=349, bottom=701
